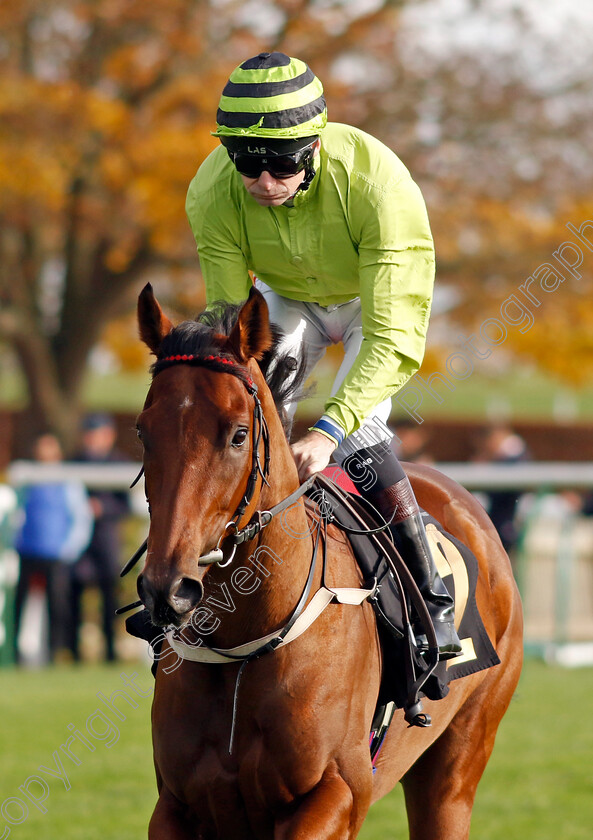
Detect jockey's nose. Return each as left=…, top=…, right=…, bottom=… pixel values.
left=256, top=170, right=278, bottom=189
left=137, top=572, right=204, bottom=626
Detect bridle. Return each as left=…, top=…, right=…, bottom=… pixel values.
left=181, top=354, right=271, bottom=566
left=120, top=351, right=316, bottom=584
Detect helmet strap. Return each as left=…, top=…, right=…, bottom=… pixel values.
left=295, top=155, right=317, bottom=195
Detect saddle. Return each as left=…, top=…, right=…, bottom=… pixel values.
left=307, top=474, right=500, bottom=749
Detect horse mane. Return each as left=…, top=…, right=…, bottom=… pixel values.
left=151, top=299, right=310, bottom=439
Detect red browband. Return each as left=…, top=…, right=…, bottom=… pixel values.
left=160, top=353, right=255, bottom=391
left=162, top=353, right=236, bottom=365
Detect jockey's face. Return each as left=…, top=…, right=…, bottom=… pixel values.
left=241, top=169, right=307, bottom=206
left=239, top=139, right=321, bottom=206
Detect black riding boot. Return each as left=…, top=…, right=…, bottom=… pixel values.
left=369, top=476, right=462, bottom=660
left=393, top=510, right=462, bottom=658
left=342, top=443, right=462, bottom=660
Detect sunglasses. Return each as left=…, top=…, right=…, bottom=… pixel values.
left=227, top=143, right=315, bottom=180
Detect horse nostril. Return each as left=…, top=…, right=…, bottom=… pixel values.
left=137, top=573, right=152, bottom=609
left=170, top=577, right=204, bottom=614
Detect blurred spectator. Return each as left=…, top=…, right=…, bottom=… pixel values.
left=393, top=419, right=435, bottom=464
left=13, top=434, right=92, bottom=664
left=472, top=424, right=530, bottom=554
left=69, top=414, right=130, bottom=662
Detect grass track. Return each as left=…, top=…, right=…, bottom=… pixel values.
left=0, top=659, right=592, bottom=838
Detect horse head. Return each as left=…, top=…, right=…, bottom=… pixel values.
left=135, top=283, right=280, bottom=628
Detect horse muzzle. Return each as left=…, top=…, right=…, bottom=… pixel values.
left=137, top=572, right=205, bottom=628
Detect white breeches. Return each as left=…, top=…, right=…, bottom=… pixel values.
left=255, top=280, right=393, bottom=461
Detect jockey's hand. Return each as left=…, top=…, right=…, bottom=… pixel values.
left=291, top=431, right=337, bottom=482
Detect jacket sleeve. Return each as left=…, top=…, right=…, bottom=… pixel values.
left=186, top=177, right=252, bottom=306
left=323, top=173, right=435, bottom=436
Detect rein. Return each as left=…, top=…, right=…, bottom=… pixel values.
left=118, top=474, right=316, bottom=587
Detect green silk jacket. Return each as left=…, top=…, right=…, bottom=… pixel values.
left=186, top=122, right=435, bottom=437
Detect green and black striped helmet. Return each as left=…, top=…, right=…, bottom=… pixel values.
left=214, top=52, right=327, bottom=148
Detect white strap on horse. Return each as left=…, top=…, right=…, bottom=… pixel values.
left=165, top=585, right=375, bottom=664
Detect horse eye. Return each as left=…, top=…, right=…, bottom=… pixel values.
left=231, top=428, right=248, bottom=448
left=136, top=425, right=150, bottom=452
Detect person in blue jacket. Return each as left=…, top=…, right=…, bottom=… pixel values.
left=69, top=414, right=130, bottom=662
left=14, top=433, right=92, bottom=663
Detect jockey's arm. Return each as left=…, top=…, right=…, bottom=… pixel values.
left=186, top=167, right=252, bottom=305
left=295, top=174, right=434, bottom=480
left=320, top=173, right=435, bottom=440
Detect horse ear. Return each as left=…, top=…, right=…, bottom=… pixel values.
left=137, top=283, right=174, bottom=355
left=226, top=287, right=274, bottom=362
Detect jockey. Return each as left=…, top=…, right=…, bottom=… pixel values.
left=186, top=52, right=461, bottom=660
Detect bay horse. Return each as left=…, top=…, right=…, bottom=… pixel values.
left=134, top=283, right=523, bottom=840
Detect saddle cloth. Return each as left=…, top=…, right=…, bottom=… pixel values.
left=311, top=475, right=501, bottom=707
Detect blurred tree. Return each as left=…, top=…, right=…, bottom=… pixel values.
left=354, top=1, right=593, bottom=385
left=1, top=0, right=401, bottom=449
left=1, top=0, right=592, bottom=453
left=0, top=0, right=217, bottom=445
